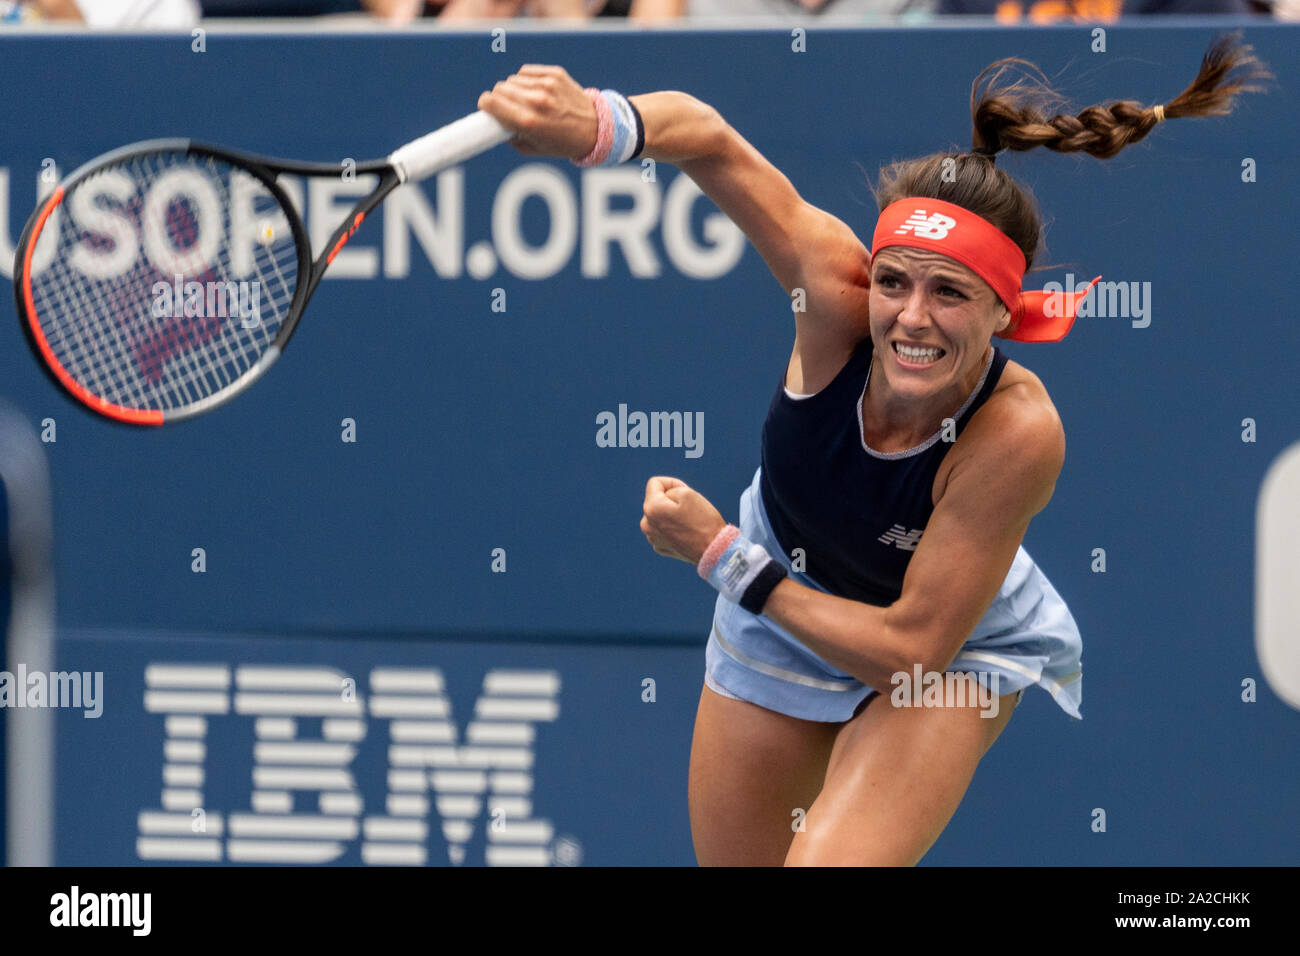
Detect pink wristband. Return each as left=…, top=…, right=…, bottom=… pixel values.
left=575, top=87, right=614, bottom=167
left=697, top=524, right=740, bottom=580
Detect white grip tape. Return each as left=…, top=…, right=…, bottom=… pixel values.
left=388, top=111, right=514, bottom=184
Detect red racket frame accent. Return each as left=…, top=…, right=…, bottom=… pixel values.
left=19, top=187, right=165, bottom=426
left=13, top=139, right=397, bottom=425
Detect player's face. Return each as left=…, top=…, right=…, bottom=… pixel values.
left=868, top=247, right=1009, bottom=396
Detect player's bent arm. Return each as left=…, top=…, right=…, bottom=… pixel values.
left=759, top=582, right=912, bottom=693
left=631, top=92, right=872, bottom=332
left=480, top=73, right=869, bottom=342
left=761, top=396, right=1065, bottom=690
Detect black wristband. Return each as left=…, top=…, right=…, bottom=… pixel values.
left=627, top=97, right=645, bottom=160
left=739, top=561, right=787, bottom=615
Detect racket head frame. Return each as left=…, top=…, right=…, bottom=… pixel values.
left=13, top=138, right=398, bottom=426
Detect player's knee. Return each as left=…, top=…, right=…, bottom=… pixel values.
left=784, top=830, right=918, bottom=867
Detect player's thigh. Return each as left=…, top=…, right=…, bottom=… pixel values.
left=784, top=688, right=1022, bottom=866
left=688, top=682, right=841, bottom=867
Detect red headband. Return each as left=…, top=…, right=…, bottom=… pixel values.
left=870, top=198, right=1099, bottom=343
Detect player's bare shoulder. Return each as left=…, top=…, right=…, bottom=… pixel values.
left=932, top=357, right=1064, bottom=507
left=997, top=358, right=1063, bottom=437
left=798, top=213, right=873, bottom=339
left=975, top=358, right=1064, bottom=462
left=992, top=357, right=1053, bottom=409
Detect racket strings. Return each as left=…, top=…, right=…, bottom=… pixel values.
left=26, top=151, right=301, bottom=414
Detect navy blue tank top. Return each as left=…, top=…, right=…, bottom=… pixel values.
left=759, top=336, right=1007, bottom=606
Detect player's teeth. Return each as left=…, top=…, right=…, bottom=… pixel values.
left=895, top=343, right=942, bottom=360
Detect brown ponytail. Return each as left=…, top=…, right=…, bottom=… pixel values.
left=871, top=31, right=1274, bottom=300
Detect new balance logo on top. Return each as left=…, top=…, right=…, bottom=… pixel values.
left=893, top=210, right=956, bottom=240
left=878, top=525, right=924, bottom=551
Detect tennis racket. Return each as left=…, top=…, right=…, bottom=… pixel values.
left=12, top=111, right=513, bottom=425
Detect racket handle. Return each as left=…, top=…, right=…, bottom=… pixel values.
left=389, top=111, right=513, bottom=184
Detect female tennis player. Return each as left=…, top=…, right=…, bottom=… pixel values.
left=477, top=35, right=1268, bottom=866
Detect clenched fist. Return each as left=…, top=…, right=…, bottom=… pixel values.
left=640, top=476, right=727, bottom=566
left=477, top=65, right=599, bottom=162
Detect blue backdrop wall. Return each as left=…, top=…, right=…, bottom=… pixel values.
left=1, top=22, right=1297, bottom=866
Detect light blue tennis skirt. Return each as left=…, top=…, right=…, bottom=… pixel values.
left=704, top=468, right=1083, bottom=723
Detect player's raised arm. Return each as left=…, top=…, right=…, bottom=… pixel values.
left=478, top=66, right=871, bottom=341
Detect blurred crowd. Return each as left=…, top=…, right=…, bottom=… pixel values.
left=1, top=0, right=1293, bottom=24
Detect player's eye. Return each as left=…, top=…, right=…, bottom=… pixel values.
left=875, top=274, right=964, bottom=298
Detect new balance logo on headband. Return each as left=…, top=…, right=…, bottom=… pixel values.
left=893, top=210, right=957, bottom=240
